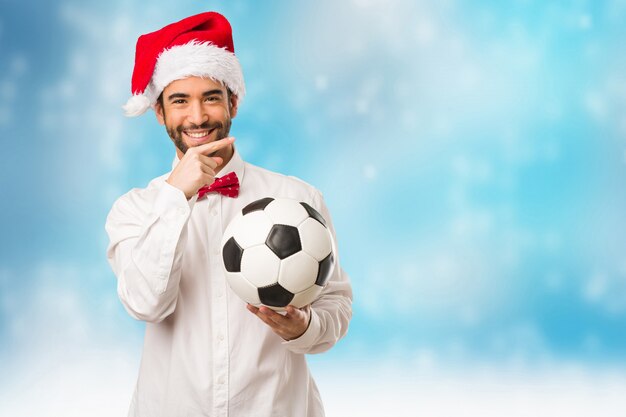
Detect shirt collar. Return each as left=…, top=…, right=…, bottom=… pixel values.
left=171, top=146, right=245, bottom=184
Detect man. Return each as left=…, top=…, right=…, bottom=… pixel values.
left=105, top=11, right=352, bottom=417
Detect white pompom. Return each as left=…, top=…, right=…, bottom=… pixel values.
left=122, top=94, right=151, bottom=117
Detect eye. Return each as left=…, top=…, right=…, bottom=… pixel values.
left=171, top=99, right=186, bottom=105
left=205, top=96, right=221, bottom=102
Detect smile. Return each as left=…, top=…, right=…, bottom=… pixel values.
left=185, top=130, right=211, bottom=138
left=183, top=128, right=217, bottom=143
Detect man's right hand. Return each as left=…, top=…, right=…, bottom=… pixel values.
left=166, top=137, right=235, bottom=199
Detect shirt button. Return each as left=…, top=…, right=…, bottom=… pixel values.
left=218, top=334, right=224, bottom=341
left=218, top=376, right=225, bottom=384
left=210, top=209, right=218, bottom=216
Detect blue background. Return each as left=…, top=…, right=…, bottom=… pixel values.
left=1, top=0, right=625, bottom=415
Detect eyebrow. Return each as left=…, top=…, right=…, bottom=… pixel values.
left=203, top=89, right=224, bottom=97
left=167, top=89, right=224, bottom=102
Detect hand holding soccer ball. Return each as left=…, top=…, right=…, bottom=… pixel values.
left=246, top=304, right=311, bottom=341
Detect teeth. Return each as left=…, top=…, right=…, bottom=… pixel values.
left=186, top=131, right=210, bottom=138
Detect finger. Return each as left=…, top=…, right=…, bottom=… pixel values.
left=199, top=172, right=217, bottom=187
left=198, top=163, right=216, bottom=177
left=285, top=305, right=298, bottom=319
left=182, top=153, right=217, bottom=174
left=194, top=136, right=235, bottom=156
left=259, top=306, right=288, bottom=326
left=285, top=305, right=308, bottom=319
left=247, top=304, right=281, bottom=328
left=254, top=310, right=281, bottom=330
left=195, top=153, right=223, bottom=169
left=211, top=156, right=224, bottom=167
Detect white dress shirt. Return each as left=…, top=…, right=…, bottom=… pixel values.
left=105, top=148, right=352, bottom=417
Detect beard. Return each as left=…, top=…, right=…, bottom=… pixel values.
left=166, top=118, right=232, bottom=155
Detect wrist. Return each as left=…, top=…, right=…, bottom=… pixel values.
left=166, top=178, right=194, bottom=200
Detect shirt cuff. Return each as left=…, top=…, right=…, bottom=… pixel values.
left=154, top=181, right=197, bottom=217
left=282, top=308, right=321, bottom=351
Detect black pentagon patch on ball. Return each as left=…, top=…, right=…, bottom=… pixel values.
left=300, top=202, right=326, bottom=227
left=242, top=197, right=275, bottom=215
left=258, top=283, right=295, bottom=307
left=222, top=237, right=244, bottom=272
left=315, top=253, right=334, bottom=286
left=266, top=224, right=301, bottom=259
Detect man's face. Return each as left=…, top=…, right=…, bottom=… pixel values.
left=155, top=76, right=239, bottom=159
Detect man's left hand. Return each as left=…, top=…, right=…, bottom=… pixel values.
left=246, top=304, right=311, bottom=341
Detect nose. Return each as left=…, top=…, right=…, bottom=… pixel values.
left=187, top=100, right=209, bottom=126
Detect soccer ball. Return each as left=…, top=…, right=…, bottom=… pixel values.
left=221, top=197, right=335, bottom=310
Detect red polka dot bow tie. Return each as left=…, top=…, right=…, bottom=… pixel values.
left=198, top=172, right=240, bottom=199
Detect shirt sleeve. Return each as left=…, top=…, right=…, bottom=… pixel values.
left=282, top=189, right=353, bottom=354
left=105, top=180, right=197, bottom=323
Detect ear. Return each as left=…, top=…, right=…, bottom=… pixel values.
left=154, top=100, right=165, bottom=125
left=229, top=93, right=239, bottom=119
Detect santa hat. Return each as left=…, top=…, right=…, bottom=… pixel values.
left=123, top=11, right=245, bottom=117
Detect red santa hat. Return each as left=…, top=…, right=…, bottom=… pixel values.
left=123, top=11, right=245, bottom=117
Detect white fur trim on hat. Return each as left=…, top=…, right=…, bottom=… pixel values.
left=122, top=94, right=152, bottom=117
